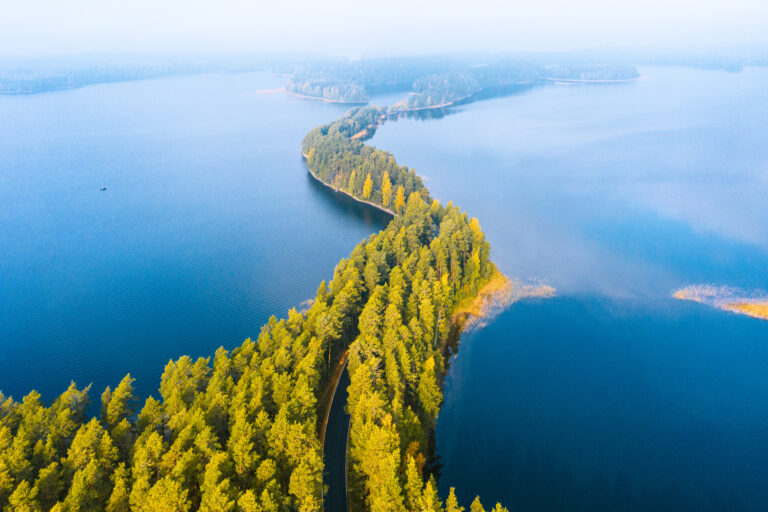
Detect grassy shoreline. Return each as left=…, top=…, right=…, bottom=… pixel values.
left=673, top=284, right=768, bottom=322
left=726, top=302, right=768, bottom=321
left=452, top=266, right=556, bottom=332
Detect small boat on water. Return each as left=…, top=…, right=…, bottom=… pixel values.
left=100, top=186, right=107, bottom=191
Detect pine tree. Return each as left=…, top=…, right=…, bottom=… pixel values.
left=288, top=452, right=322, bottom=512
left=417, top=357, right=442, bottom=426
left=381, top=172, right=392, bottom=207
left=199, top=452, right=236, bottom=512
left=105, top=464, right=130, bottom=512
left=101, top=375, right=136, bottom=429
left=446, top=487, right=464, bottom=512
left=470, top=496, right=486, bottom=512
left=404, top=456, right=422, bottom=511
left=355, top=416, right=405, bottom=512
left=394, top=186, right=406, bottom=214
left=7, top=480, right=41, bottom=512
left=142, top=476, right=190, bottom=512
left=363, top=173, right=374, bottom=200
left=236, top=490, right=262, bottom=512
left=227, top=409, right=257, bottom=484
left=34, top=462, right=63, bottom=510
left=416, top=477, right=442, bottom=512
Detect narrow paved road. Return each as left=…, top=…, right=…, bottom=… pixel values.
left=323, top=363, right=351, bottom=511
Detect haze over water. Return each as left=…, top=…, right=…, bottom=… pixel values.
left=374, top=66, right=768, bottom=297
left=373, top=66, right=768, bottom=510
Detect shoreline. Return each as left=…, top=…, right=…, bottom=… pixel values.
left=302, top=152, right=397, bottom=216
left=540, top=76, right=640, bottom=84
left=386, top=95, right=472, bottom=114
left=726, top=302, right=768, bottom=321
left=255, top=87, right=368, bottom=104
left=673, top=285, right=768, bottom=322
left=451, top=266, right=556, bottom=332
left=382, top=81, right=535, bottom=115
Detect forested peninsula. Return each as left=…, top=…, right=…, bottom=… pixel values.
left=0, top=77, right=522, bottom=511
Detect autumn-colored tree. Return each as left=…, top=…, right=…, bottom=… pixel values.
left=394, top=186, right=406, bottom=214
left=381, top=171, right=392, bottom=207
left=1, top=99, right=509, bottom=512
left=416, top=477, right=442, bottom=512
left=446, top=487, right=465, bottom=512
left=199, top=452, right=236, bottom=512
left=363, top=173, right=374, bottom=200
left=470, top=496, right=486, bottom=512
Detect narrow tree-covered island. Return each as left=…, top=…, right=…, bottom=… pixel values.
left=0, top=93, right=525, bottom=511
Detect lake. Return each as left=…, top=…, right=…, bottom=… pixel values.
left=0, top=72, right=391, bottom=404
left=2, top=66, right=768, bottom=511
left=372, top=67, right=768, bottom=510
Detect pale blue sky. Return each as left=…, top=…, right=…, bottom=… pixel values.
left=0, top=0, right=766, bottom=56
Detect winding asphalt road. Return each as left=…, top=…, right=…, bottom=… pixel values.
left=323, top=363, right=351, bottom=511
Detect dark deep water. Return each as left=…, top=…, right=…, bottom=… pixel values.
left=372, top=67, right=768, bottom=510
left=0, top=72, right=390, bottom=404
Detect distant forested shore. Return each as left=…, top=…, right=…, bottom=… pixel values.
left=0, top=59, right=236, bottom=94
left=3, top=49, right=766, bottom=96
left=278, top=57, right=639, bottom=107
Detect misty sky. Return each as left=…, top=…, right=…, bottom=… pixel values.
left=1, top=0, right=767, bottom=57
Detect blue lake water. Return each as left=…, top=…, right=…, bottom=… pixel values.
left=2, top=66, right=768, bottom=511
left=0, top=72, right=390, bottom=404
left=372, top=67, right=768, bottom=510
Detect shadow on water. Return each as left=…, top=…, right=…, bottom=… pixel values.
left=303, top=162, right=393, bottom=230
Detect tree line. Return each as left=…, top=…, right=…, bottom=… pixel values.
left=285, top=78, right=368, bottom=103
left=283, top=56, right=640, bottom=108
left=540, top=64, right=640, bottom=81
left=0, top=295, right=343, bottom=511
left=0, top=104, right=509, bottom=512
left=303, top=108, right=509, bottom=512
left=303, top=107, right=424, bottom=213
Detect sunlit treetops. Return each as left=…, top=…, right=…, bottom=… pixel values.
left=0, top=105, right=504, bottom=512
left=303, top=107, right=426, bottom=214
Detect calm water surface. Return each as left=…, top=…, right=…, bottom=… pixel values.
left=373, top=67, right=768, bottom=510
left=3, top=66, right=768, bottom=511
left=0, top=72, right=390, bottom=403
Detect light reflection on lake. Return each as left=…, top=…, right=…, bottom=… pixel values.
left=373, top=66, right=768, bottom=511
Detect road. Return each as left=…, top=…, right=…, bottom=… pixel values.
left=323, top=363, right=351, bottom=511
